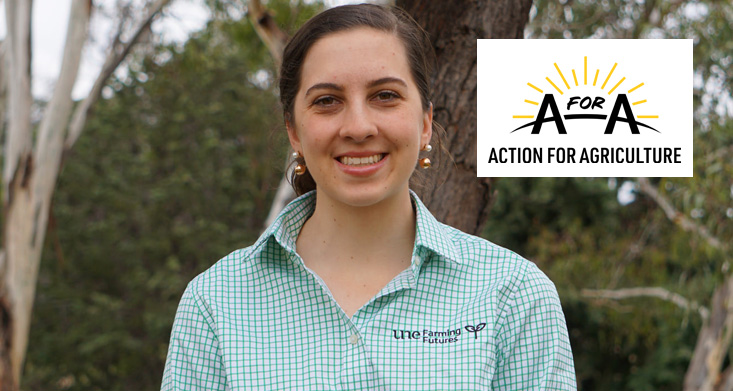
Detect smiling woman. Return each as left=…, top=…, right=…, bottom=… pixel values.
left=161, top=4, right=577, bottom=390
left=288, top=26, right=431, bottom=209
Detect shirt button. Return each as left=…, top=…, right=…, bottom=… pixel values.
left=348, top=333, right=359, bottom=345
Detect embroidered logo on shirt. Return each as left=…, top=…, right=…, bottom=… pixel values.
left=392, top=323, right=486, bottom=344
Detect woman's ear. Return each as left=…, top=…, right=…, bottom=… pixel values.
left=286, top=115, right=302, bottom=153
left=421, top=102, right=434, bottom=148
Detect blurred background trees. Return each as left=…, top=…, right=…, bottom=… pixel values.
left=8, top=0, right=732, bottom=390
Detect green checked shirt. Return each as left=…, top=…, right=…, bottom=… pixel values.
left=162, top=191, right=576, bottom=390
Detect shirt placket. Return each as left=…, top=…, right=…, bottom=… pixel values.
left=336, top=312, right=385, bottom=391
left=286, top=250, right=380, bottom=390
left=335, top=260, right=425, bottom=391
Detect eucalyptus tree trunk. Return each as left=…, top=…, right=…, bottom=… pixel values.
left=245, top=0, right=295, bottom=232
left=2, top=1, right=42, bottom=388
left=396, top=0, right=533, bottom=235
left=1, top=1, right=171, bottom=388
left=684, top=276, right=733, bottom=391
left=2, top=1, right=90, bottom=388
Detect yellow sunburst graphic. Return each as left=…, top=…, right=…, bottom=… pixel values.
left=514, top=56, right=658, bottom=120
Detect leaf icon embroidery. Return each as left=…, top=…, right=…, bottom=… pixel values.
left=464, top=323, right=486, bottom=339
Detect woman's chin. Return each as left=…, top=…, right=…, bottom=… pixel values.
left=317, top=183, right=409, bottom=209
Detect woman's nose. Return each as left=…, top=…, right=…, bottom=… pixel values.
left=339, top=103, right=378, bottom=142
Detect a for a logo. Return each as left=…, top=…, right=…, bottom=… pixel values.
left=464, top=323, right=487, bottom=339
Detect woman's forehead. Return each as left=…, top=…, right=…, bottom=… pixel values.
left=299, top=27, right=413, bottom=89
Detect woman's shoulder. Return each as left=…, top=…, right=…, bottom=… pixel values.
left=412, top=192, right=540, bottom=283
left=184, top=243, right=265, bottom=297
left=436, top=222, right=556, bottom=293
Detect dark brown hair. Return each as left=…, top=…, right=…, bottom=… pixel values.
left=279, top=3, right=445, bottom=195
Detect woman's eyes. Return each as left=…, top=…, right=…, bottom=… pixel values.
left=311, top=90, right=400, bottom=108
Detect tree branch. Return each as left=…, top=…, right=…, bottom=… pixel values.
left=34, top=0, right=91, bottom=197
left=608, top=224, right=656, bottom=289
left=582, top=287, right=710, bottom=321
left=705, top=144, right=733, bottom=164
left=246, top=0, right=288, bottom=71
left=245, top=0, right=293, bottom=230
left=64, top=0, right=173, bottom=150
left=637, top=177, right=725, bottom=251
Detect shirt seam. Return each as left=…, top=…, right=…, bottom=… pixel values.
left=188, top=283, right=218, bottom=335
left=492, top=258, right=530, bottom=363
left=169, top=281, right=227, bottom=390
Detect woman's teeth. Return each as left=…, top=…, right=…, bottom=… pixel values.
left=339, top=154, right=383, bottom=166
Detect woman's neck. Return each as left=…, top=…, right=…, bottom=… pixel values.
left=295, top=188, right=416, bottom=272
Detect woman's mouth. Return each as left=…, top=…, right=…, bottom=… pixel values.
left=338, top=153, right=385, bottom=167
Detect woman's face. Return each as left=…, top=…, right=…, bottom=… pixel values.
left=287, top=27, right=432, bottom=208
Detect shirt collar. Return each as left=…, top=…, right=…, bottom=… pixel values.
left=252, top=190, right=463, bottom=271
left=253, top=190, right=316, bottom=258
left=409, top=190, right=463, bottom=266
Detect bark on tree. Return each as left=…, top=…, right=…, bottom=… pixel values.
left=396, top=0, right=533, bottom=235
left=247, top=0, right=288, bottom=70
left=242, top=0, right=297, bottom=232
left=684, top=276, right=733, bottom=391
left=2, top=0, right=33, bottom=197
left=1, top=0, right=171, bottom=388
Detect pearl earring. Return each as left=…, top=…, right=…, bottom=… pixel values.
left=293, top=151, right=307, bottom=175
left=419, top=144, right=432, bottom=169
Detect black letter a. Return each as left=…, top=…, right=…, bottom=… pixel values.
left=605, top=94, right=639, bottom=134
left=532, top=94, right=567, bottom=134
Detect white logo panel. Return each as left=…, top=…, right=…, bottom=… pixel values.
left=477, top=39, right=693, bottom=177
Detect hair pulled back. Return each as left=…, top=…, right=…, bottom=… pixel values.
left=279, top=4, right=439, bottom=196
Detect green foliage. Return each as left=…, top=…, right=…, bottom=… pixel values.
left=485, top=178, right=729, bottom=389
left=22, top=1, right=320, bottom=388
left=480, top=1, right=733, bottom=389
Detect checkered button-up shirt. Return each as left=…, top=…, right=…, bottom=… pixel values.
left=162, top=191, right=577, bottom=390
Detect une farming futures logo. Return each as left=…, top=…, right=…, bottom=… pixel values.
left=477, top=40, right=693, bottom=177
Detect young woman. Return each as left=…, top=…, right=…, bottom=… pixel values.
left=162, top=4, right=576, bottom=390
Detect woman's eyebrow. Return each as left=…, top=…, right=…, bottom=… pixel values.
left=305, top=83, right=343, bottom=97
left=304, top=77, right=407, bottom=97
left=368, top=77, right=407, bottom=88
